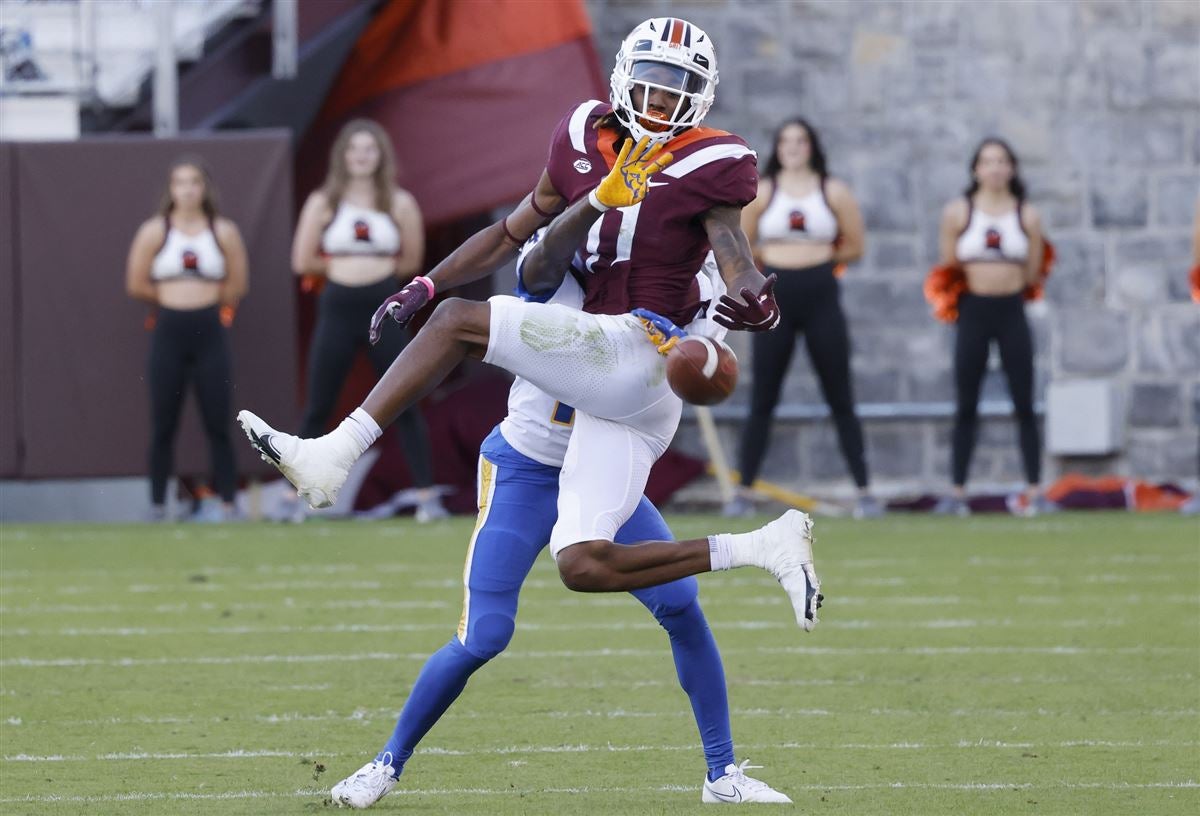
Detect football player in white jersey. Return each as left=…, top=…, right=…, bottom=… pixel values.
left=325, top=241, right=793, bottom=808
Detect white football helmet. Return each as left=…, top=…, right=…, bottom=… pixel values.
left=610, top=17, right=719, bottom=144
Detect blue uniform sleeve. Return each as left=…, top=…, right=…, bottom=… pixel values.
left=513, top=227, right=559, bottom=303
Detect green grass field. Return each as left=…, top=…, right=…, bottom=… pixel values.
left=1, top=513, right=1197, bottom=815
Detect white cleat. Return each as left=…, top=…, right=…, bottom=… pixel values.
left=237, top=410, right=354, bottom=509
left=702, top=760, right=793, bottom=804
left=331, top=758, right=398, bottom=809
left=756, top=510, right=821, bottom=631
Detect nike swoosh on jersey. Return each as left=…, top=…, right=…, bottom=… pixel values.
left=708, top=785, right=743, bottom=803
left=647, top=180, right=670, bottom=187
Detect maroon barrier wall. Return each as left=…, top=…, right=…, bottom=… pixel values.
left=1, top=131, right=298, bottom=479
left=0, top=143, right=19, bottom=477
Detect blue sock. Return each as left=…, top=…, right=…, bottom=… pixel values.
left=376, top=638, right=488, bottom=776
left=656, top=599, right=736, bottom=774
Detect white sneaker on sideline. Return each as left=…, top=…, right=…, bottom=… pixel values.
left=722, top=494, right=755, bottom=518
left=331, top=758, right=398, bottom=809
left=702, top=760, right=792, bottom=804
left=415, top=493, right=451, bottom=523
left=755, top=510, right=821, bottom=631
left=414, top=486, right=452, bottom=523
left=237, top=410, right=356, bottom=509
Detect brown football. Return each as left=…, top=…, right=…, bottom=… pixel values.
left=666, top=336, right=739, bottom=405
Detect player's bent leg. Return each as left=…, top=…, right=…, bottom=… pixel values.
left=549, top=415, right=821, bottom=628
left=484, top=299, right=682, bottom=438
left=556, top=518, right=822, bottom=631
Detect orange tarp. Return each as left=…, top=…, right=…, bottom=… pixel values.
left=1046, top=473, right=1190, bottom=512
left=319, top=0, right=594, bottom=125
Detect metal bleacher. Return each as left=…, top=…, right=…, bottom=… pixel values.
left=0, top=0, right=262, bottom=140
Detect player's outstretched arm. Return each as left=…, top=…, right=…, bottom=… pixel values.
left=368, top=171, right=566, bottom=343
left=702, top=206, right=780, bottom=332
left=427, top=169, right=565, bottom=291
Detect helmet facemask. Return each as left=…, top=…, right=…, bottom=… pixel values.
left=610, top=19, right=718, bottom=144
left=619, top=61, right=706, bottom=140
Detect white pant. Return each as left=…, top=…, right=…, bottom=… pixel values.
left=484, top=296, right=683, bottom=554
left=549, top=410, right=668, bottom=555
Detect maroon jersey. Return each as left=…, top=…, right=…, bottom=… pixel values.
left=545, top=101, right=757, bottom=326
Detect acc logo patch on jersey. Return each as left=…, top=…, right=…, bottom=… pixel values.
left=573, top=158, right=592, bottom=173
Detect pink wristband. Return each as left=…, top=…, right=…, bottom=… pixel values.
left=414, top=275, right=435, bottom=298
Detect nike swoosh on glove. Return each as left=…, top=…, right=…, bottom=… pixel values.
left=369, top=276, right=434, bottom=345
left=713, top=274, right=781, bottom=332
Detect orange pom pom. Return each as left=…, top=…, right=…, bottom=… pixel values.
left=300, top=274, right=326, bottom=295
left=923, top=264, right=967, bottom=323
left=1024, top=238, right=1055, bottom=302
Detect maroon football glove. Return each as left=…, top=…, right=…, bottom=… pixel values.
left=713, top=274, right=781, bottom=332
left=369, top=276, right=435, bottom=345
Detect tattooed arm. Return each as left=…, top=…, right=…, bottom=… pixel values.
left=704, top=205, right=781, bottom=333
left=703, top=205, right=766, bottom=295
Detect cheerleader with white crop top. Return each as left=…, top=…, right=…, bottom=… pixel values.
left=126, top=157, right=249, bottom=520
left=935, top=137, right=1050, bottom=516
left=291, top=119, right=444, bottom=520
left=730, top=118, right=881, bottom=519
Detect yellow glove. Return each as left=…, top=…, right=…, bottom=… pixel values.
left=590, top=137, right=674, bottom=211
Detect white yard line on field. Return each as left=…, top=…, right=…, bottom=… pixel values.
left=2, top=644, right=1195, bottom=669
left=6, top=740, right=1198, bottom=764
left=0, top=780, right=1197, bottom=805
left=0, top=616, right=1139, bottom=638
left=0, top=599, right=453, bottom=616
left=5, top=703, right=1198, bottom=728
left=4, top=593, right=1196, bottom=617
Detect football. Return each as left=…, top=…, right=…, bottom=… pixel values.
left=666, top=335, right=739, bottom=405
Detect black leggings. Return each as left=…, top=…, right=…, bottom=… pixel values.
left=738, top=261, right=868, bottom=489
left=952, top=292, right=1040, bottom=486
left=148, top=305, right=237, bottom=505
left=300, top=279, right=433, bottom=487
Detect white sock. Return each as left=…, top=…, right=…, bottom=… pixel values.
left=708, top=534, right=733, bottom=571
left=339, top=408, right=382, bottom=457
left=709, top=529, right=764, bottom=571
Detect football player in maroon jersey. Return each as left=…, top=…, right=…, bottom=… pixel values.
left=240, top=16, right=816, bottom=628
left=240, top=17, right=822, bottom=809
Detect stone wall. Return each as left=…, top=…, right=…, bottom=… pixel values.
left=587, top=0, right=1199, bottom=496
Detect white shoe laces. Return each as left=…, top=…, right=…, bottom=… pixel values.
left=726, top=759, right=773, bottom=792
left=353, top=753, right=394, bottom=785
